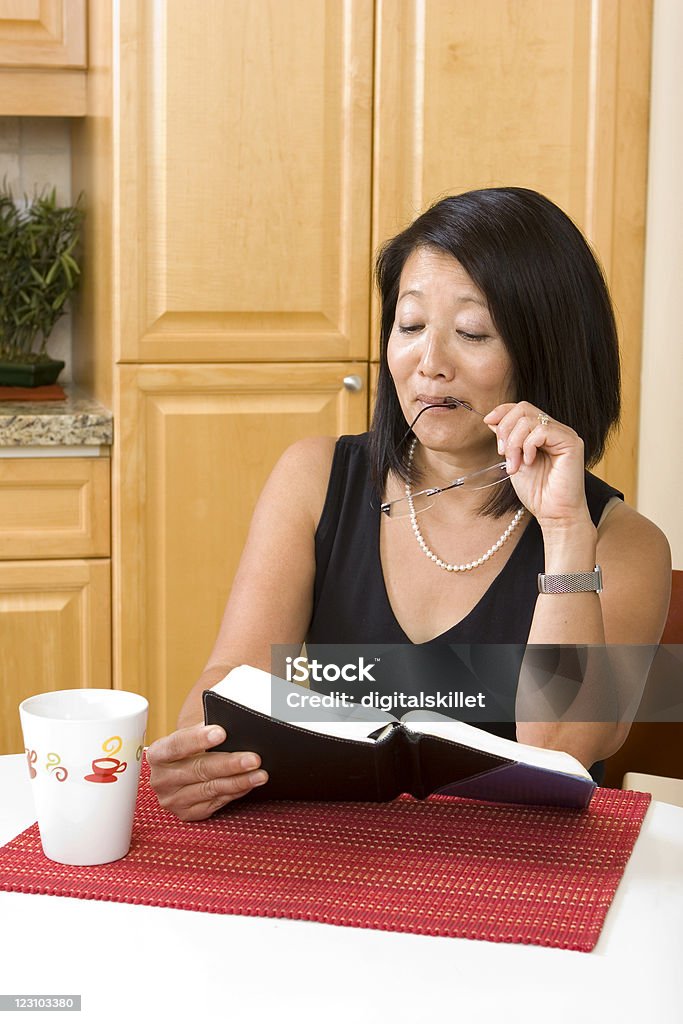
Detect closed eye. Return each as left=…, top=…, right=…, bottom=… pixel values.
left=458, top=330, right=488, bottom=342
left=397, top=324, right=424, bottom=334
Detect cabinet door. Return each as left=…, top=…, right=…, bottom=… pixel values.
left=0, top=559, right=111, bottom=755
left=373, top=0, right=652, bottom=501
left=116, top=0, right=373, bottom=363
left=116, top=363, right=368, bottom=740
left=0, top=0, right=86, bottom=67
left=0, top=457, right=110, bottom=559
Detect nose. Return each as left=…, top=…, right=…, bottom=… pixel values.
left=416, top=329, right=455, bottom=381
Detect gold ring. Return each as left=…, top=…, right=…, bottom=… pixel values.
left=538, top=412, right=550, bottom=426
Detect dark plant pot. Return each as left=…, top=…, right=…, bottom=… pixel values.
left=0, top=358, right=65, bottom=388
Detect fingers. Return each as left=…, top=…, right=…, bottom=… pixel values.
left=146, top=722, right=226, bottom=765
left=147, top=722, right=269, bottom=822
left=157, top=748, right=262, bottom=789
left=521, top=426, right=547, bottom=467
left=484, top=402, right=558, bottom=474
left=157, top=766, right=269, bottom=822
left=503, top=415, right=546, bottom=474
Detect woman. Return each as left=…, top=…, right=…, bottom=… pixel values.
left=148, top=187, right=671, bottom=820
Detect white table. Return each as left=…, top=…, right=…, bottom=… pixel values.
left=1, top=753, right=682, bottom=1024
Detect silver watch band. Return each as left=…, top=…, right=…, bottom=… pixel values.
left=537, top=565, right=603, bottom=594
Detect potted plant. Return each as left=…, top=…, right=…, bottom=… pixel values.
left=0, top=185, right=83, bottom=387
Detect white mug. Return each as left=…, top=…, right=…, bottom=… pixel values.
left=19, top=689, right=148, bottom=866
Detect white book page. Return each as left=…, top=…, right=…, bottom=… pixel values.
left=210, top=665, right=396, bottom=743
left=400, top=711, right=592, bottom=780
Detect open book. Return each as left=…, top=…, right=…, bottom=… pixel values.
left=202, top=665, right=596, bottom=809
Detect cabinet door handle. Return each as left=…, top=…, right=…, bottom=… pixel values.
left=343, top=375, right=363, bottom=392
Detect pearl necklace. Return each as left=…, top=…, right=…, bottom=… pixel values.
left=406, top=438, right=525, bottom=572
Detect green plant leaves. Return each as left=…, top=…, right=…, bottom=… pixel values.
left=0, top=184, right=84, bottom=361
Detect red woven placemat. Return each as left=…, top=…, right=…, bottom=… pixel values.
left=0, top=760, right=650, bottom=951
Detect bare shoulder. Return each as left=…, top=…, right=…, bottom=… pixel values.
left=257, top=436, right=338, bottom=529
left=596, top=500, right=672, bottom=642
left=276, top=435, right=338, bottom=476
left=597, top=500, right=671, bottom=563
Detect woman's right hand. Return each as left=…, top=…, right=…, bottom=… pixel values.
left=146, top=723, right=268, bottom=821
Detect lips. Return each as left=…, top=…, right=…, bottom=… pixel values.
left=415, top=394, right=461, bottom=407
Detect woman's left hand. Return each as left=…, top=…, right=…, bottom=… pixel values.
left=483, top=402, right=590, bottom=528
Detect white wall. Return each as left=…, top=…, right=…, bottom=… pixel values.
left=638, top=0, right=683, bottom=569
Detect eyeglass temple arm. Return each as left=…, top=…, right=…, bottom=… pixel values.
left=432, top=462, right=508, bottom=495
left=395, top=398, right=482, bottom=450
left=380, top=461, right=508, bottom=515
left=380, top=479, right=463, bottom=517
left=381, top=400, right=488, bottom=515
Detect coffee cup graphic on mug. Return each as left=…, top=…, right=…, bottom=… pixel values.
left=19, top=689, right=148, bottom=866
left=84, top=757, right=128, bottom=783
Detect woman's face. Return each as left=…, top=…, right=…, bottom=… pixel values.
left=387, top=246, right=515, bottom=459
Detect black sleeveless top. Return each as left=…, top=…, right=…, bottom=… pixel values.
left=306, top=433, right=623, bottom=783
left=308, top=433, right=622, bottom=644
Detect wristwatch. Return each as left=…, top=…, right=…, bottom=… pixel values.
left=537, top=565, right=603, bottom=594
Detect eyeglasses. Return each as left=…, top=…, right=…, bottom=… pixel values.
left=380, top=398, right=511, bottom=519
left=380, top=461, right=510, bottom=518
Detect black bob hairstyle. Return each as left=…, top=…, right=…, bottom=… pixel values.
left=369, top=186, right=621, bottom=518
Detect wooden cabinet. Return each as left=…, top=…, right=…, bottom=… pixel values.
left=0, top=457, right=109, bottom=559
left=116, top=364, right=367, bottom=740
left=115, top=0, right=372, bottom=363
left=73, top=0, right=377, bottom=739
left=372, top=0, right=652, bottom=498
left=0, top=559, right=110, bottom=755
left=72, top=0, right=653, bottom=741
left=0, top=457, right=111, bottom=754
left=0, top=0, right=86, bottom=66
left=0, top=0, right=86, bottom=114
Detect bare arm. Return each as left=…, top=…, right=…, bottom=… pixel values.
left=486, top=402, right=671, bottom=766
left=518, top=502, right=671, bottom=766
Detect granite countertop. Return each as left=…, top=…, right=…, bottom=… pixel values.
left=0, top=387, right=113, bottom=446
